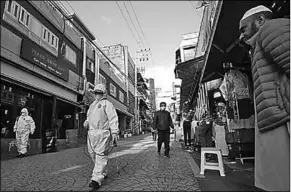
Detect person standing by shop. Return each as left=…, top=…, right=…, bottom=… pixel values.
left=183, top=110, right=194, bottom=149
left=150, top=126, right=157, bottom=141
left=13, top=108, right=35, bottom=158
left=83, top=84, right=119, bottom=190
left=153, top=102, right=174, bottom=158
left=239, top=5, right=289, bottom=191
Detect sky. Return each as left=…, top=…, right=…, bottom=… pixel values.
left=67, top=1, right=203, bottom=102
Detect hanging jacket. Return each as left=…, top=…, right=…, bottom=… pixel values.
left=247, top=18, right=290, bottom=132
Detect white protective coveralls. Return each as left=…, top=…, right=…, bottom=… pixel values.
left=85, top=96, right=119, bottom=185
left=13, top=108, right=35, bottom=154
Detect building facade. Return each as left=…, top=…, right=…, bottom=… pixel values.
left=0, top=0, right=139, bottom=155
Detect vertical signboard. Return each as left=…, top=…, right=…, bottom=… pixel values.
left=195, top=0, right=219, bottom=58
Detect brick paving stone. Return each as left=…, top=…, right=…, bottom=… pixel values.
left=1, top=134, right=201, bottom=191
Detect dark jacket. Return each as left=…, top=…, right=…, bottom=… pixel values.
left=153, top=110, right=173, bottom=131
left=248, top=18, right=290, bottom=132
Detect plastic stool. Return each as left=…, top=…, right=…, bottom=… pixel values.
left=200, top=147, right=225, bottom=177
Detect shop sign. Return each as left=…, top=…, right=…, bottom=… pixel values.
left=20, top=39, right=69, bottom=81
left=1, top=89, right=15, bottom=105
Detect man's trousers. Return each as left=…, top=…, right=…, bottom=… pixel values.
left=157, top=130, right=170, bottom=155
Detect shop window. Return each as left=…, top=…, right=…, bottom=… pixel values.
left=99, top=74, right=106, bottom=85
left=65, top=45, right=77, bottom=65
left=1, top=105, right=14, bottom=138
left=110, top=83, right=116, bottom=97
left=119, top=91, right=124, bottom=103
left=19, top=6, right=30, bottom=28
left=55, top=100, right=76, bottom=139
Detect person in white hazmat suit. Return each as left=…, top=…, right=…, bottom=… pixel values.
left=83, top=83, right=119, bottom=189
left=13, top=108, right=35, bottom=158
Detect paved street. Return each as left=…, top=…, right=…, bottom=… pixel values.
left=1, top=134, right=201, bottom=191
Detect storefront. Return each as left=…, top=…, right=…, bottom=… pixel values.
left=193, top=0, right=289, bottom=191
left=0, top=77, right=79, bottom=154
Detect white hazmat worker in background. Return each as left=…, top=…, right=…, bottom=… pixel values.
left=83, top=83, right=119, bottom=189
left=13, top=108, right=35, bottom=158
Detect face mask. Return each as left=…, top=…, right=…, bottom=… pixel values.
left=161, top=106, right=166, bottom=110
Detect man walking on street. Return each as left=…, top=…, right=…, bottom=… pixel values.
left=239, top=5, right=289, bottom=191
left=153, top=102, right=174, bottom=158
left=14, top=108, right=35, bottom=158
left=83, top=83, right=119, bottom=190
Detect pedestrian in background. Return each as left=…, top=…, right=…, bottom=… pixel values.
left=183, top=109, right=194, bottom=149
left=151, top=126, right=157, bottom=141
left=83, top=83, right=119, bottom=190
left=153, top=102, right=174, bottom=158
left=13, top=108, right=35, bottom=158
left=239, top=5, right=289, bottom=191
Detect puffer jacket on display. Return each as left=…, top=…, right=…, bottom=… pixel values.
left=248, top=18, right=290, bottom=132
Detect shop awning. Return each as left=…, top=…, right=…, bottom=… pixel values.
left=174, top=56, right=205, bottom=108
left=139, top=98, right=149, bottom=110
left=201, top=0, right=280, bottom=83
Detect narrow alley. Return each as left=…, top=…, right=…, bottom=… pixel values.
left=1, top=134, right=201, bottom=191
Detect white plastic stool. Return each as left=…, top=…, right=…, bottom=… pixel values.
left=200, top=147, right=225, bottom=177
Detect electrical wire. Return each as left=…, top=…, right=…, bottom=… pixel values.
left=65, top=1, right=105, bottom=47
left=189, top=1, right=202, bottom=18
left=122, top=1, right=145, bottom=47
left=128, top=1, right=149, bottom=48
left=50, top=1, right=132, bottom=83
left=116, top=1, right=139, bottom=43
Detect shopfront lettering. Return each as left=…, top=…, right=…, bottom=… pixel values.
left=20, top=39, right=69, bottom=81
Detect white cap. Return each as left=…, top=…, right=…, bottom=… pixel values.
left=240, top=5, right=272, bottom=22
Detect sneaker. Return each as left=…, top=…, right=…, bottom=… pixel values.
left=89, top=180, right=100, bottom=189
left=19, top=153, right=26, bottom=158
left=16, top=153, right=22, bottom=158
left=164, top=154, right=170, bottom=158
left=157, top=151, right=160, bottom=156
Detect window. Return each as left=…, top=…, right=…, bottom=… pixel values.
left=110, top=83, right=116, bottom=97
left=5, top=0, right=20, bottom=19
left=86, top=58, right=95, bottom=73
left=65, top=45, right=77, bottom=65
left=19, top=7, right=30, bottom=28
left=42, top=27, right=59, bottom=50
left=119, top=91, right=124, bottom=103
left=6, top=0, right=13, bottom=14
left=99, top=74, right=106, bottom=85
left=13, top=2, right=19, bottom=19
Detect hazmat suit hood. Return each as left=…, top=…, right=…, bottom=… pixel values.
left=21, top=108, right=29, bottom=116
